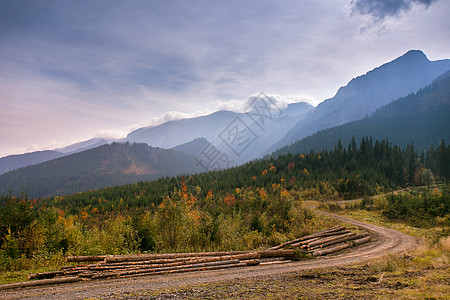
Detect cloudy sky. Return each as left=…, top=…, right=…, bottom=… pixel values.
left=0, top=0, right=449, bottom=157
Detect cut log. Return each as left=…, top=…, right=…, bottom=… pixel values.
left=28, top=270, right=64, bottom=280
left=0, top=277, right=83, bottom=290
left=260, top=260, right=292, bottom=266
left=65, top=255, right=107, bottom=262
left=268, top=226, right=346, bottom=250
left=91, top=259, right=243, bottom=279
left=82, top=252, right=261, bottom=272
left=258, top=250, right=295, bottom=258
left=291, top=237, right=323, bottom=248
left=312, top=236, right=371, bottom=256
left=104, top=250, right=251, bottom=263
left=309, top=232, right=369, bottom=251
left=243, top=259, right=260, bottom=266
left=352, top=236, right=372, bottom=245
left=119, top=262, right=248, bottom=278
left=306, top=232, right=356, bottom=248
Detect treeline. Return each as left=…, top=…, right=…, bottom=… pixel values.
left=29, top=137, right=449, bottom=215
left=352, top=188, right=450, bottom=229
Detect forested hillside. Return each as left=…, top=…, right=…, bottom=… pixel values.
left=274, top=70, right=450, bottom=156
left=0, top=142, right=203, bottom=198
left=26, top=137, right=450, bottom=215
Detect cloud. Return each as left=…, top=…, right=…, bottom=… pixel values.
left=348, top=0, right=437, bottom=29
left=210, top=92, right=314, bottom=114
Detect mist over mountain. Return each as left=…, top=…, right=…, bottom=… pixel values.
left=0, top=142, right=203, bottom=198
left=273, top=70, right=450, bottom=156
left=126, top=98, right=314, bottom=164
left=267, top=50, right=450, bottom=153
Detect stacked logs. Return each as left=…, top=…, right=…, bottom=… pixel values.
left=0, top=226, right=371, bottom=290
left=269, top=226, right=371, bottom=256
left=27, top=251, right=264, bottom=282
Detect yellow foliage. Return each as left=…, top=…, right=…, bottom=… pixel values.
left=303, top=168, right=309, bottom=176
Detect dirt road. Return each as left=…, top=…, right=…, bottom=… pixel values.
left=2, top=201, right=420, bottom=300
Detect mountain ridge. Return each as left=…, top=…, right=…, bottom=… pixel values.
left=272, top=70, right=450, bottom=156
left=0, top=142, right=203, bottom=198
left=266, top=50, right=450, bottom=154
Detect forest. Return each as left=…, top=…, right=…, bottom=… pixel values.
left=0, top=137, right=449, bottom=276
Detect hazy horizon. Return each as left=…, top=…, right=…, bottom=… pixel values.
left=1, top=0, right=449, bottom=157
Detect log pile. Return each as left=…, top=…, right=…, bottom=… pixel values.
left=269, top=226, right=371, bottom=256
left=0, top=226, right=371, bottom=290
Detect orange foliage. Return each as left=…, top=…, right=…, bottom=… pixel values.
left=259, top=189, right=268, bottom=201
left=280, top=189, right=290, bottom=199
left=205, top=189, right=214, bottom=202
left=80, top=211, right=88, bottom=220
left=176, top=177, right=197, bottom=207
left=223, top=194, right=236, bottom=207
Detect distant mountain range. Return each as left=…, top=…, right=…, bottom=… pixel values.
left=126, top=99, right=314, bottom=164
left=267, top=50, right=450, bottom=153
left=0, top=143, right=203, bottom=198
left=0, top=151, right=65, bottom=175
left=273, top=70, right=450, bottom=156
left=1, top=50, right=449, bottom=197
left=0, top=138, right=109, bottom=175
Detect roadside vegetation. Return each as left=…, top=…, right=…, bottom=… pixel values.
left=130, top=187, right=449, bottom=299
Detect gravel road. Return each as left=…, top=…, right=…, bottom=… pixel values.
left=2, top=200, right=420, bottom=300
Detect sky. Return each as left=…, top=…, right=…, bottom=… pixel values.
left=0, top=0, right=449, bottom=157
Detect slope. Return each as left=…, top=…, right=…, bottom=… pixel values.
left=273, top=70, right=450, bottom=156
left=0, top=142, right=203, bottom=198
left=0, top=138, right=109, bottom=175
left=268, top=50, right=450, bottom=153
left=0, top=151, right=65, bottom=175
left=126, top=98, right=313, bottom=164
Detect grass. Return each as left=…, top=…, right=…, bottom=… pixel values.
left=0, top=253, right=66, bottom=284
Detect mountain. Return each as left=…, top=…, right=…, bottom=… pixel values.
left=273, top=70, right=450, bottom=156
left=126, top=98, right=314, bottom=164
left=267, top=50, right=450, bottom=153
left=171, top=138, right=211, bottom=156
left=0, top=150, right=65, bottom=175
left=126, top=110, right=239, bottom=148
left=55, top=137, right=109, bottom=154
left=0, top=138, right=110, bottom=175
left=0, top=142, right=203, bottom=198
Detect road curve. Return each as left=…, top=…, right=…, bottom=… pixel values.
left=2, top=201, right=420, bottom=300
